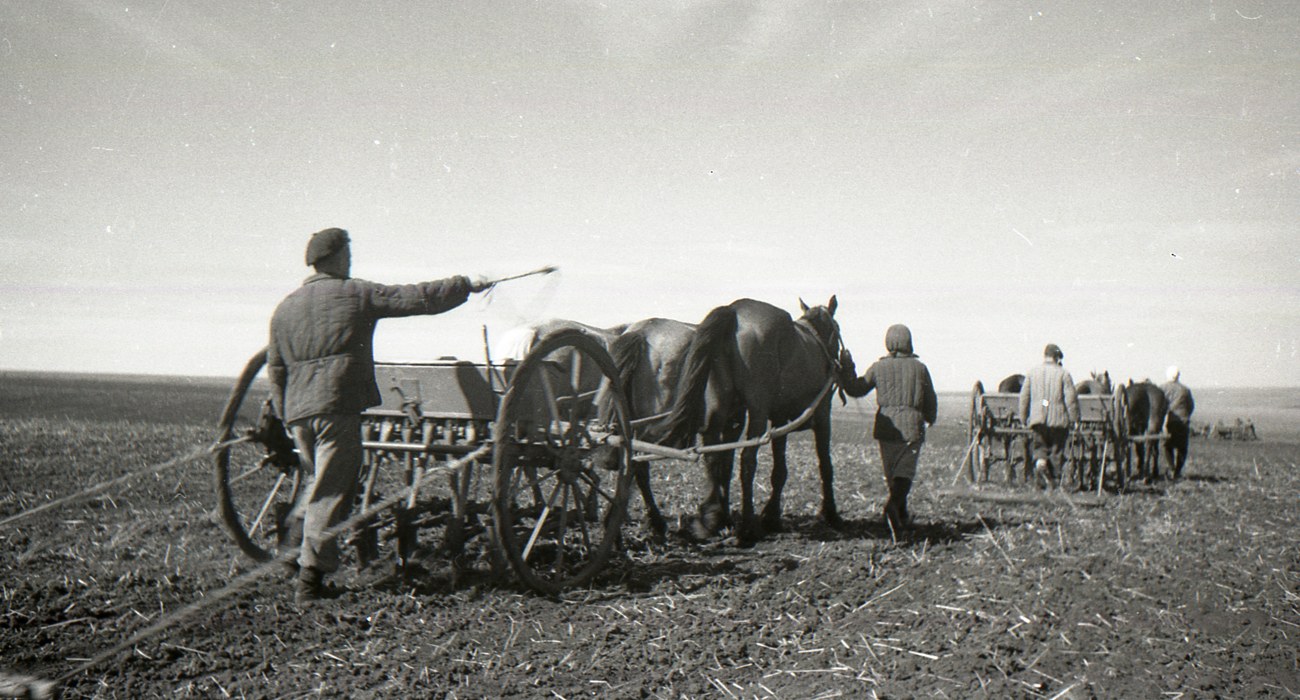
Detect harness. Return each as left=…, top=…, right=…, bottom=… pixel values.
left=795, top=313, right=847, bottom=405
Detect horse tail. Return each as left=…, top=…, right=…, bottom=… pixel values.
left=609, top=329, right=648, bottom=413
left=651, top=305, right=738, bottom=449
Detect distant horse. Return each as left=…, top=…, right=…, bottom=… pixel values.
left=1124, top=380, right=1168, bottom=484
left=1070, top=371, right=1113, bottom=489
left=650, top=297, right=848, bottom=544
left=596, top=317, right=697, bottom=539
left=1075, top=370, right=1113, bottom=395
left=997, top=374, right=1024, bottom=393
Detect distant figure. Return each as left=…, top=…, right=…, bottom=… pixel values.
left=1018, top=344, right=1079, bottom=489
left=1161, top=365, right=1196, bottom=479
left=267, top=228, right=493, bottom=605
left=837, top=324, right=938, bottom=531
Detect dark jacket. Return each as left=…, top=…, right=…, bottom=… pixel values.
left=841, top=328, right=938, bottom=443
left=267, top=273, right=472, bottom=423
left=1162, top=381, right=1195, bottom=422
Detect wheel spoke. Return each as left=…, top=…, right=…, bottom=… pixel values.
left=539, top=370, right=566, bottom=437
left=231, top=461, right=268, bottom=485
left=248, top=471, right=287, bottom=538
left=570, top=479, right=593, bottom=551
left=569, top=351, right=584, bottom=397
left=578, top=468, right=615, bottom=506
left=522, top=475, right=564, bottom=562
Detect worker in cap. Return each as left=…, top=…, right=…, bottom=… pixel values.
left=267, top=227, right=494, bottom=605
left=1161, top=365, right=1196, bottom=479
left=836, top=323, right=938, bottom=532
left=1018, top=343, right=1079, bottom=490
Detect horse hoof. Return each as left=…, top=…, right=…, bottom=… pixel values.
left=820, top=511, right=844, bottom=530
left=681, top=517, right=713, bottom=543
left=760, top=512, right=784, bottom=534
left=698, top=504, right=729, bottom=534
left=647, top=517, right=669, bottom=544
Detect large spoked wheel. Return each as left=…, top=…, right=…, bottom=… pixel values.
left=213, top=349, right=306, bottom=563
left=491, top=329, right=635, bottom=594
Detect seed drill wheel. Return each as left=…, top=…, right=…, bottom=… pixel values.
left=491, top=328, right=635, bottom=594
left=213, top=349, right=306, bottom=563
left=967, top=381, right=985, bottom=482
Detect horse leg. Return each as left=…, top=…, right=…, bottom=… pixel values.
left=760, top=435, right=788, bottom=533
left=633, top=462, right=667, bottom=543
left=1149, top=433, right=1162, bottom=481
left=694, top=448, right=733, bottom=539
left=813, top=418, right=841, bottom=528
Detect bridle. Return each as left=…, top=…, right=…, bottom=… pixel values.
left=796, top=309, right=849, bottom=404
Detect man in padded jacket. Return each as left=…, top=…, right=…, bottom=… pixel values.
left=267, top=227, right=492, bottom=604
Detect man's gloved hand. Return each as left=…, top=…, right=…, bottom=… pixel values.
left=470, top=276, right=495, bottom=293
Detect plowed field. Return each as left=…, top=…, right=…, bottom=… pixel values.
left=2, top=373, right=1297, bottom=698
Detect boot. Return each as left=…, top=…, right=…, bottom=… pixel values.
left=295, top=566, right=325, bottom=606
left=1034, top=459, right=1049, bottom=490
left=892, top=478, right=913, bottom=527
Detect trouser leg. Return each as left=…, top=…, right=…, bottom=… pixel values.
left=291, top=414, right=363, bottom=575
left=1030, top=426, right=1066, bottom=489
left=878, top=440, right=921, bottom=527
left=1167, top=422, right=1190, bottom=478
left=892, top=477, right=912, bottom=522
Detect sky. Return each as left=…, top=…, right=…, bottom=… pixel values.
left=2, top=1, right=1297, bottom=391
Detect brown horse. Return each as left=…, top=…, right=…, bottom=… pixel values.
left=1124, top=380, right=1168, bottom=483
left=1075, top=370, right=1113, bottom=395
left=597, top=317, right=697, bottom=540
left=650, top=297, right=848, bottom=544
left=997, top=374, right=1024, bottom=393
left=493, top=318, right=626, bottom=364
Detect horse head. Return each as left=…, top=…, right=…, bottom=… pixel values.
left=1092, top=370, right=1113, bottom=394
left=1078, top=370, right=1113, bottom=395
left=797, top=295, right=842, bottom=361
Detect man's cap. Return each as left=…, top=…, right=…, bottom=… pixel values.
left=306, top=227, right=350, bottom=265
left=1043, top=343, right=1064, bottom=360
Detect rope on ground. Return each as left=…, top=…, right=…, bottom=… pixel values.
left=51, top=444, right=490, bottom=687
left=0, top=439, right=245, bottom=530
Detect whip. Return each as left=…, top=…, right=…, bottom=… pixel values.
left=484, top=265, right=558, bottom=287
